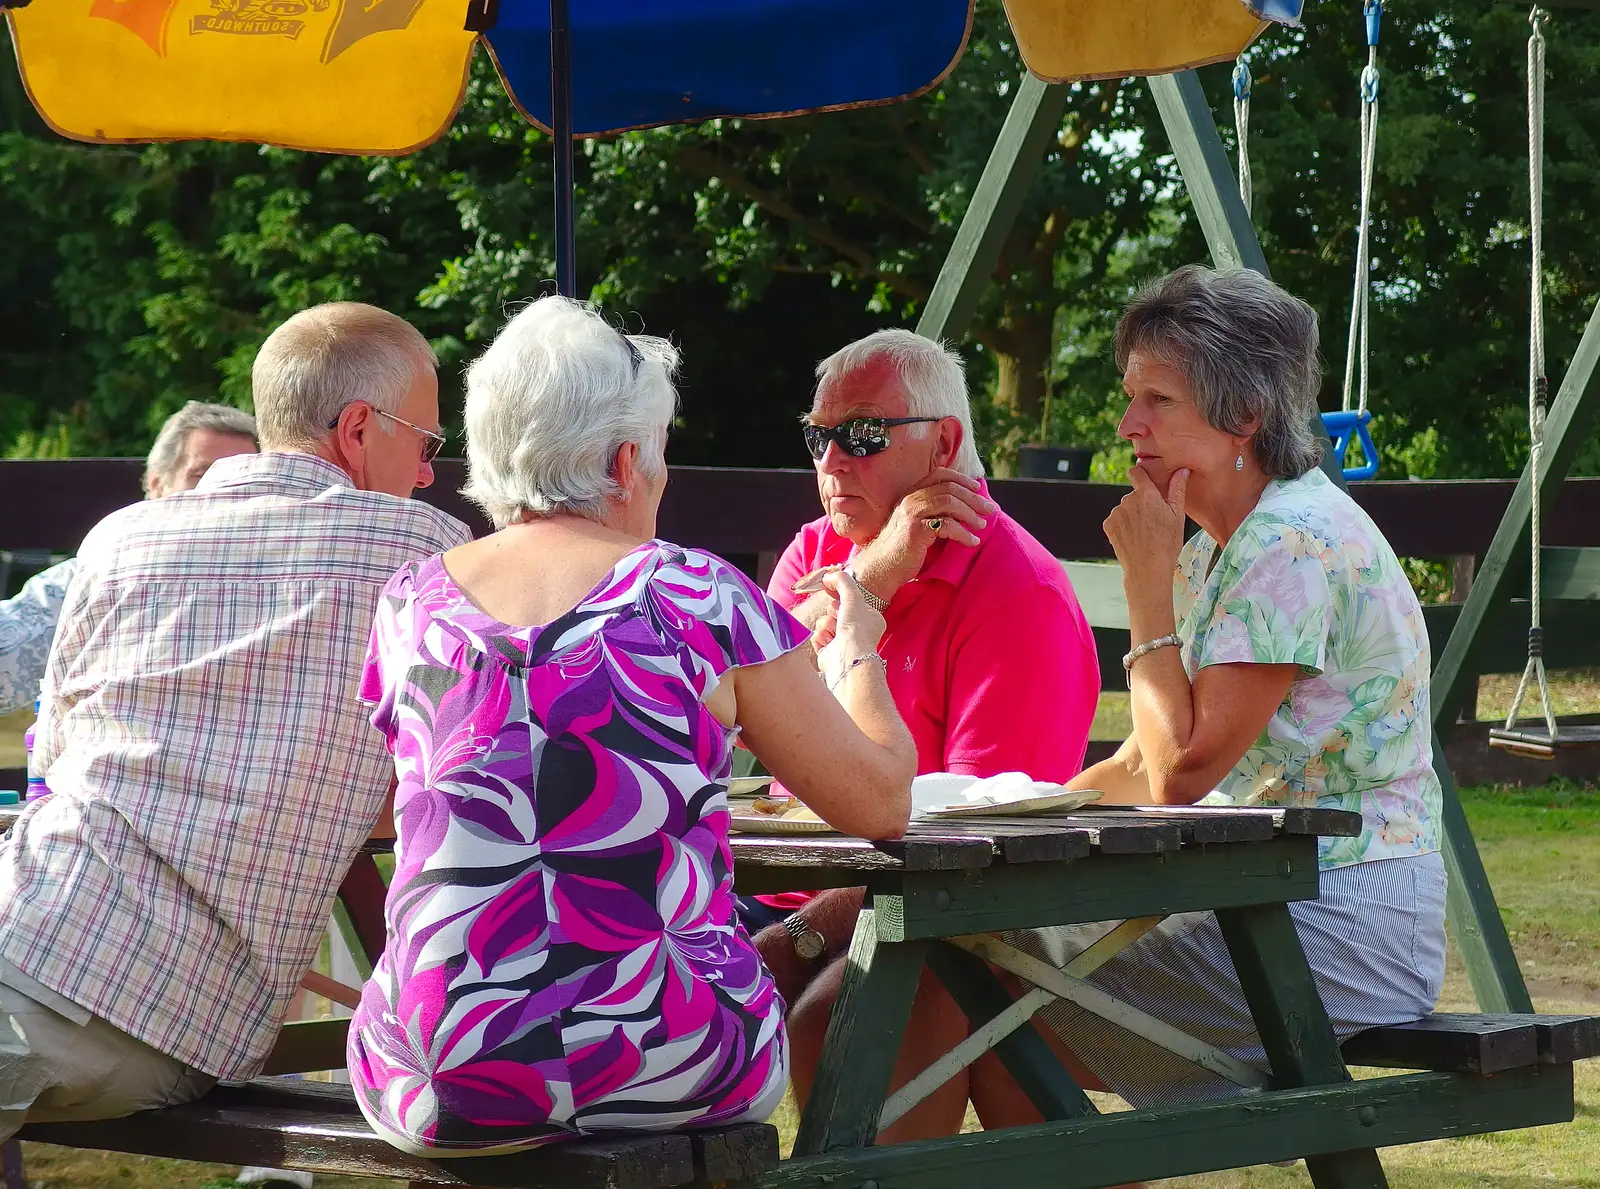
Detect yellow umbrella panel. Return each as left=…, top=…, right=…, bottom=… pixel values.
left=7, top=0, right=476, bottom=152
left=1003, top=0, right=1292, bottom=83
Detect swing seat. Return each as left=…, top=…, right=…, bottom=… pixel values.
left=1321, top=409, right=1379, bottom=480
left=1487, top=723, right=1600, bottom=760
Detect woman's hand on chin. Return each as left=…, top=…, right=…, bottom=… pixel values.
left=1106, top=465, right=1189, bottom=584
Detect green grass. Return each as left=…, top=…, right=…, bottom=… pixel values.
left=0, top=708, right=31, bottom=772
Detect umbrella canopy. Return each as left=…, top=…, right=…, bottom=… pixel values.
left=6, top=0, right=1299, bottom=153
left=7, top=0, right=971, bottom=151
left=1004, top=0, right=1303, bottom=83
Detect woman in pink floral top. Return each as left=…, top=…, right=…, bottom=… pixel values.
left=348, top=297, right=916, bottom=1156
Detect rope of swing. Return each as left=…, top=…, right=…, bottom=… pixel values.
left=1341, top=0, right=1382, bottom=421
left=1505, top=6, right=1557, bottom=741
left=1232, top=56, right=1253, bottom=217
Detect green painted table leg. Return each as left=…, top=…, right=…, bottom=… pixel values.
left=1217, top=903, right=1390, bottom=1189
left=792, top=903, right=928, bottom=1156
left=925, top=940, right=1095, bottom=1120
left=1434, top=747, right=1533, bottom=1013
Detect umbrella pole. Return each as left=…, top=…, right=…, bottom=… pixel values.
left=549, top=0, right=576, bottom=296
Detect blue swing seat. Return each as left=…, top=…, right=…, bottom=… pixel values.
left=1321, top=409, right=1379, bottom=480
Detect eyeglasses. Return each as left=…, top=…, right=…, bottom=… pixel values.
left=802, top=416, right=941, bottom=461
left=378, top=410, right=448, bottom=463
left=618, top=330, right=643, bottom=376
left=326, top=406, right=447, bottom=463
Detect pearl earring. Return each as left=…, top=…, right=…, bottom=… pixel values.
left=1234, top=452, right=1244, bottom=472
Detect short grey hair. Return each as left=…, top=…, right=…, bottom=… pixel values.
left=815, top=329, right=985, bottom=478
left=461, top=297, right=680, bottom=528
left=251, top=302, right=437, bottom=450
left=144, top=401, right=258, bottom=490
left=1114, top=266, right=1324, bottom=480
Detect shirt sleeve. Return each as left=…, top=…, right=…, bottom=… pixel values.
left=361, top=565, right=419, bottom=745
left=1194, top=528, right=1333, bottom=675
left=656, top=548, right=810, bottom=701
left=943, top=584, right=1100, bottom=783
left=0, top=558, right=79, bottom=717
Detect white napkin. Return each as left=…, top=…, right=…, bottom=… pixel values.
left=910, top=771, right=1064, bottom=817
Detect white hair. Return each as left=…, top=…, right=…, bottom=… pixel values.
left=815, top=329, right=985, bottom=478
left=462, top=297, right=680, bottom=528
left=144, top=401, right=258, bottom=491
left=251, top=302, right=437, bottom=450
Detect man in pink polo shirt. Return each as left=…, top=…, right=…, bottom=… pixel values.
left=751, top=328, right=1098, bottom=1141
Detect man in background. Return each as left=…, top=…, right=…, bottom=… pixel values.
left=0, top=400, right=258, bottom=716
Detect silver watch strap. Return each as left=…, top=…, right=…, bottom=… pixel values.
left=846, top=568, right=888, bottom=612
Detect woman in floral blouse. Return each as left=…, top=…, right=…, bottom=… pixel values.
left=969, top=265, right=1446, bottom=1121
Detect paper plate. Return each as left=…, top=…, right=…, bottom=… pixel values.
left=918, top=788, right=1105, bottom=818
left=727, top=776, right=777, bottom=798
left=728, top=812, right=836, bottom=835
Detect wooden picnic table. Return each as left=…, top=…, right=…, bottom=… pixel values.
left=707, top=806, right=1572, bottom=1188
left=2, top=802, right=1586, bottom=1187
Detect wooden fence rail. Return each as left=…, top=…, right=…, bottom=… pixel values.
left=7, top=459, right=1600, bottom=561
left=5, top=459, right=1600, bottom=786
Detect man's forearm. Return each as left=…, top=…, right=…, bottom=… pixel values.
left=755, top=886, right=867, bottom=1003
left=790, top=590, right=832, bottom=631
left=797, top=885, right=867, bottom=950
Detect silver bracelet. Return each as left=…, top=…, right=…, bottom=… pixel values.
left=1122, top=632, right=1182, bottom=675
left=827, top=651, right=887, bottom=691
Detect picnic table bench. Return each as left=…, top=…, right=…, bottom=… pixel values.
left=7, top=805, right=1597, bottom=1189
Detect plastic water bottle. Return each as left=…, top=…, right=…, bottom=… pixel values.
left=23, top=700, right=51, bottom=801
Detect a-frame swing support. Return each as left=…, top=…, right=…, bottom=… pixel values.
left=915, top=64, right=1600, bottom=1015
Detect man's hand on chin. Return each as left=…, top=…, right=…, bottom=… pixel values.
left=852, top=469, right=997, bottom=603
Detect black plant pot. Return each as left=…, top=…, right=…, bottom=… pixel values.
left=1017, top=444, right=1094, bottom=481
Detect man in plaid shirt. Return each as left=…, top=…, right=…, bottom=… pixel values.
left=0, top=302, right=470, bottom=1136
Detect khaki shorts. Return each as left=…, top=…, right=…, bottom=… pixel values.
left=0, top=983, right=215, bottom=1141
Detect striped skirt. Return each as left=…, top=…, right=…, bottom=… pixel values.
left=1003, top=852, right=1447, bottom=1107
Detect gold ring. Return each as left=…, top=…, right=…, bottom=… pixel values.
left=926, top=518, right=944, bottom=533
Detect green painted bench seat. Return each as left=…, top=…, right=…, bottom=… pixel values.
left=1343, top=1012, right=1600, bottom=1075
left=19, top=1076, right=780, bottom=1189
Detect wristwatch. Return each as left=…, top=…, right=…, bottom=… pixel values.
left=844, top=567, right=889, bottom=612
left=783, top=914, right=827, bottom=962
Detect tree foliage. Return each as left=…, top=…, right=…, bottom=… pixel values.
left=1189, top=3, right=1600, bottom=478
left=3, top=1, right=1600, bottom=477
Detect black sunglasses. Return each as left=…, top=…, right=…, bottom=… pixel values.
left=802, top=416, right=940, bottom=461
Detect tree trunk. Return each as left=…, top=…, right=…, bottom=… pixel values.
left=990, top=320, right=1051, bottom=422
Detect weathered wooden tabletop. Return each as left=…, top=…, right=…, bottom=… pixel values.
left=729, top=804, right=1358, bottom=870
